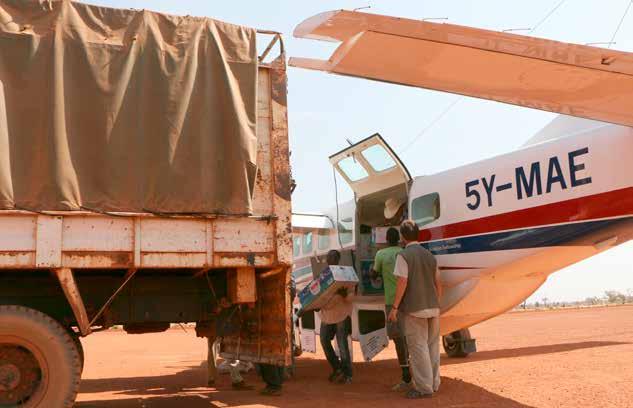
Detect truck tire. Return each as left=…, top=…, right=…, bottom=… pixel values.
left=442, top=328, right=472, bottom=358
left=0, top=305, right=82, bottom=407
left=69, top=331, right=85, bottom=373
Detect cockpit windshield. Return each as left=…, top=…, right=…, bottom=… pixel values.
left=361, top=144, right=396, bottom=172
left=338, top=155, right=369, bottom=181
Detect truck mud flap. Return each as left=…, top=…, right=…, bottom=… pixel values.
left=219, top=267, right=291, bottom=366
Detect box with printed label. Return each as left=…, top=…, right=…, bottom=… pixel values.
left=298, top=265, right=359, bottom=312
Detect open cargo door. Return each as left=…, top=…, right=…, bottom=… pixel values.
left=299, top=309, right=318, bottom=353
left=354, top=302, right=389, bottom=361
left=329, top=133, right=411, bottom=199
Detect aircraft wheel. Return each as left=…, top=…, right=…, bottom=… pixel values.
left=0, top=305, right=82, bottom=407
left=442, top=328, right=472, bottom=358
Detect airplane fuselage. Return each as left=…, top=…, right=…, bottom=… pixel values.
left=292, top=118, right=633, bottom=359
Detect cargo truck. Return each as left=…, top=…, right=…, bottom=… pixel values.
left=0, top=1, right=292, bottom=407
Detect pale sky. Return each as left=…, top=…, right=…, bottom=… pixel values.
left=87, top=0, right=633, bottom=302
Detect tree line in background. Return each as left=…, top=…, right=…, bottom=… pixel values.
left=517, top=289, right=633, bottom=310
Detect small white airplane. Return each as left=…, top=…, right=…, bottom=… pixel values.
left=288, top=10, right=633, bottom=361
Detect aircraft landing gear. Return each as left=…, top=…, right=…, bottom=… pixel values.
left=442, top=329, right=476, bottom=358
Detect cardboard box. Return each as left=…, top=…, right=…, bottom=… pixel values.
left=298, top=266, right=358, bottom=312
left=359, top=259, right=385, bottom=296
left=372, top=227, right=390, bottom=245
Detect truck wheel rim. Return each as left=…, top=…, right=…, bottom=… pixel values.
left=0, top=337, right=48, bottom=407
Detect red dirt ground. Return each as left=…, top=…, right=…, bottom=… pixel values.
left=75, top=305, right=633, bottom=407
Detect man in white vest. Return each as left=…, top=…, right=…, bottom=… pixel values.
left=388, top=220, right=442, bottom=399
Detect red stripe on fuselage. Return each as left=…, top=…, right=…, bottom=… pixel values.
left=419, top=186, right=633, bottom=242
left=438, top=266, right=480, bottom=270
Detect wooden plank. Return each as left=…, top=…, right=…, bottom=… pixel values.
left=257, top=67, right=271, bottom=118
left=227, top=267, right=257, bottom=303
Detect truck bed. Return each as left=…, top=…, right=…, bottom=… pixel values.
left=0, top=65, right=291, bottom=271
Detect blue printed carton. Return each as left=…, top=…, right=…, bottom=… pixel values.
left=298, top=265, right=358, bottom=312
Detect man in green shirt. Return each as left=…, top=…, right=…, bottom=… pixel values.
left=373, top=227, right=411, bottom=391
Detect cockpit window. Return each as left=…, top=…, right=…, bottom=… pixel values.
left=337, top=219, right=353, bottom=245
left=302, top=231, right=313, bottom=254
left=361, top=144, right=396, bottom=172
left=337, top=155, right=369, bottom=182
left=318, top=231, right=330, bottom=250
left=293, top=235, right=301, bottom=257
left=411, top=193, right=440, bottom=227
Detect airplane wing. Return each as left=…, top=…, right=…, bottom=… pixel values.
left=291, top=213, right=334, bottom=229
left=290, top=10, right=633, bottom=127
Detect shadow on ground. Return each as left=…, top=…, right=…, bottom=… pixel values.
left=442, top=340, right=627, bottom=366
left=77, top=340, right=626, bottom=407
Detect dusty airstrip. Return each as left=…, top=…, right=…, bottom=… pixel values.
left=75, top=305, right=633, bottom=407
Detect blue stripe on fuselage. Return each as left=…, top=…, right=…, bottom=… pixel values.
left=421, top=218, right=626, bottom=255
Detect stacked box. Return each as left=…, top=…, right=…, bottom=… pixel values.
left=372, top=226, right=390, bottom=245
left=359, top=259, right=385, bottom=296
left=298, top=266, right=359, bottom=312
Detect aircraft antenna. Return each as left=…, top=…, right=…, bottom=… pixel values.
left=530, top=0, right=567, bottom=33
left=399, top=98, right=462, bottom=154
left=422, top=17, right=449, bottom=22
left=398, top=0, right=567, bottom=156
left=502, top=28, right=532, bottom=33
left=608, top=0, right=633, bottom=48
left=585, top=42, right=617, bottom=47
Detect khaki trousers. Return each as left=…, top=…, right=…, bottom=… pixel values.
left=403, top=314, right=440, bottom=394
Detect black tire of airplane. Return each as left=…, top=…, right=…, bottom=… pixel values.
left=0, top=305, right=82, bottom=407
left=442, top=328, right=472, bottom=358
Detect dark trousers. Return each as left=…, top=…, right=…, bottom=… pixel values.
left=386, top=305, right=411, bottom=383
left=393, top=336, right=412, bottom=383
left=320, top=319, right=352, bottom=378
left=257, top=364, right=284, bottom=390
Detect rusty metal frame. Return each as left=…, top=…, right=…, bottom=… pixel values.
left=257, top=30, right=285, bottom=64
left=53, top=267, right=92, bottom=336
left=88, top=268, right=138, bottom=327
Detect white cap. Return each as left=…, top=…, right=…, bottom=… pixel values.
left=384, top=197, right=404, bottom=219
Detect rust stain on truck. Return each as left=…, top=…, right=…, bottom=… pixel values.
left=0, top=4, right=293, bottom=407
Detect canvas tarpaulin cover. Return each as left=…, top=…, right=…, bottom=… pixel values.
left=0, top=0, right=258, bottom=214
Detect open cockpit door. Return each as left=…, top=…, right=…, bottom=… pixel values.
left=329, top=133, right=411, bottom=198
